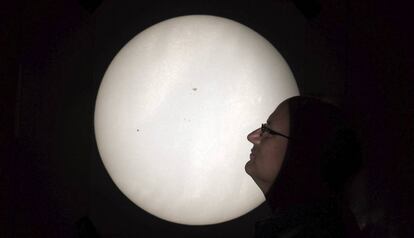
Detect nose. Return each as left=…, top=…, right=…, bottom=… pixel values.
left=247, top=128, right=261, bottom=144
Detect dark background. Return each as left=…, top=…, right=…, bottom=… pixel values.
left=1, top=0, right=413, bottom=237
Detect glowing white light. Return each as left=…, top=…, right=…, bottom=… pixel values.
left=94, top=15, right=298, bottom=225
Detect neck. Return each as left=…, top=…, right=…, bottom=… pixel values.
left=254, top=179, right=273, bottom=195
left=265, top=177, right=335, bottom=213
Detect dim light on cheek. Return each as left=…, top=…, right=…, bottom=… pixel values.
left=94, top=15, right=299, bottom=225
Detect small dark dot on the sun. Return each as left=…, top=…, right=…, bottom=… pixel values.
left=192, top=88, right=197, bottom=91
left=137, top=129, right=139, bottom=132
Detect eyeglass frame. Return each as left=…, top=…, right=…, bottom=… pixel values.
left=261, top=123, right=291, bottom=139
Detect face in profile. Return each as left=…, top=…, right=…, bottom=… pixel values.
left=245, top=102, right=290, bottom=194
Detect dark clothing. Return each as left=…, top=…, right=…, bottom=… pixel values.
left=254, top=199, right=361, bottom=238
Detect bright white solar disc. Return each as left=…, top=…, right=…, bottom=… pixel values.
left=94, top=15, right=299, bottom=225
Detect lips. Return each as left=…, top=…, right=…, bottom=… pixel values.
left=250, top=149, right=256, bottom=159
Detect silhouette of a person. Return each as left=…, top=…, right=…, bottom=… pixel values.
left=246, top=96, right=363, bottom=238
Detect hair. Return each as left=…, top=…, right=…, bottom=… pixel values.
left=266, top=96, right=362, bottom=210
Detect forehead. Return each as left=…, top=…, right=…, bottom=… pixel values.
left=267, top=102, right=289, bottom=127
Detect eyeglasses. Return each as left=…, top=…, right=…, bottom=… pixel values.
left=261, top=123, right=291, bottom=139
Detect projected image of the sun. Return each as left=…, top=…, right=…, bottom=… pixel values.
left=94, top=15, right=299, bottom=225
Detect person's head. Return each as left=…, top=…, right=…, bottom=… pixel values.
left=245, top=96, right=361, bottom=207
left=245, top=100, right=290, bottom=194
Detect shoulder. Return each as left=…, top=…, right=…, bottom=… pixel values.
left=254, top=201, right=347, bottom=238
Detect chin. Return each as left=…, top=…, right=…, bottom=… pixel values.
left=244, top=162, right=251, bottom=175
left=244, top=162, right=255, bottom=177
